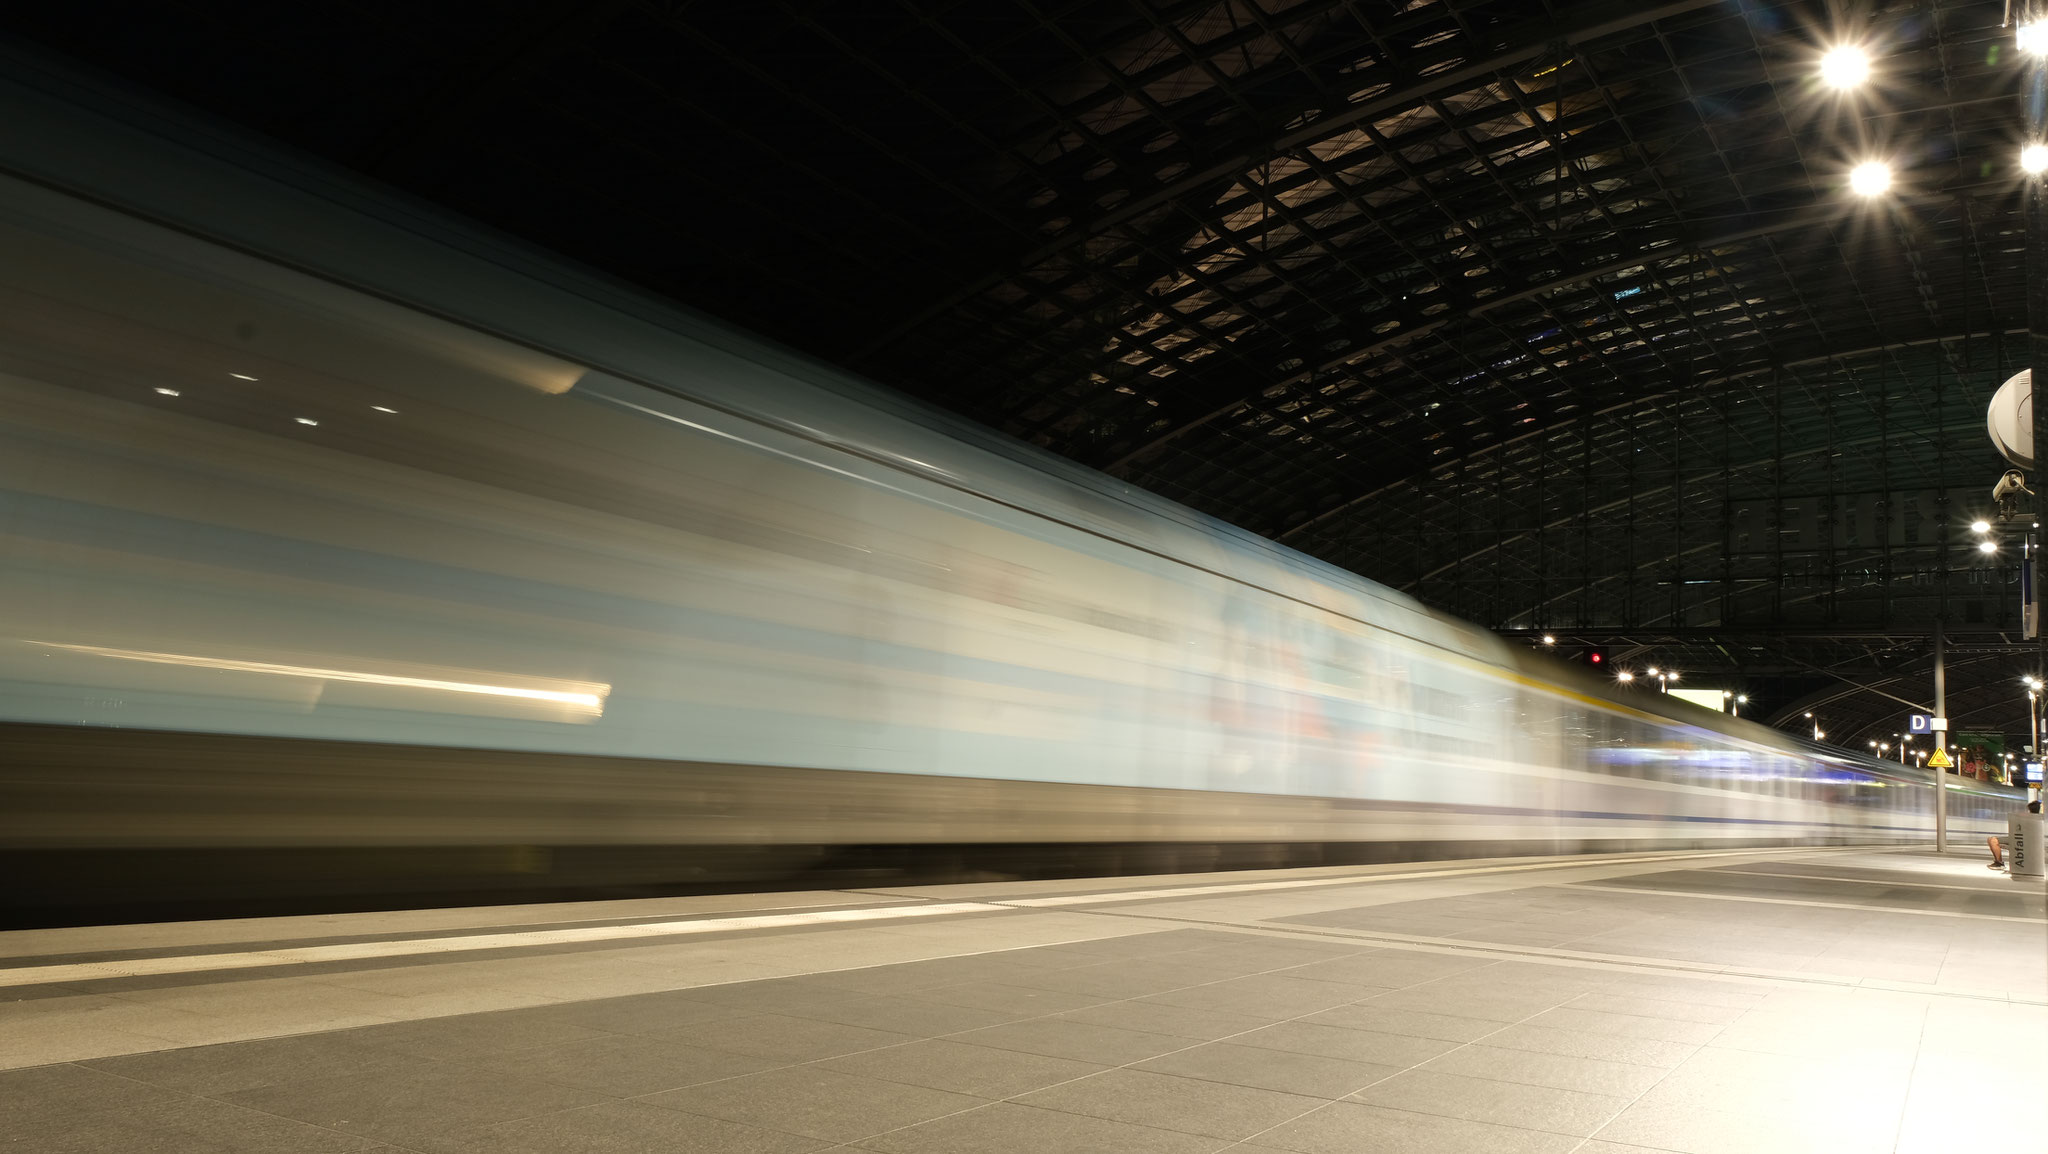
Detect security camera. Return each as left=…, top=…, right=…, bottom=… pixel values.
left=1994, top=469, right=2033, bottom=519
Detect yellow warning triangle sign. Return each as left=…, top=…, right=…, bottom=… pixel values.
left=1926, top=747, right=1952, bottom=769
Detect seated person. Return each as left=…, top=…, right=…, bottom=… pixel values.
left=1989, top=799, right=2044, bottom=868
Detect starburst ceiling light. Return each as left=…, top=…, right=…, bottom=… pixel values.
left=1849, top=161, right=1892, bottom=196
left=1819, top=45, right=1870, bottom=89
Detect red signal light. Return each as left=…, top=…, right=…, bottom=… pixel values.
left=1589, top=652, right=1603, bottom=664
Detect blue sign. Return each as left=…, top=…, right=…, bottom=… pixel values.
left=1908, top=714, right=1931, bottom=734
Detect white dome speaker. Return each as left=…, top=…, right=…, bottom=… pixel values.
left=1989, top=368, right=2034, bottom=471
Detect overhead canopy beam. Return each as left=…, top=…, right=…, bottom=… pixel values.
left=1104, top=202, right=1855, bottom=471
left=853, top=0, right=1734, bottom=369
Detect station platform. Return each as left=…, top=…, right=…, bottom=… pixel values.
left=4, top=846, right=2043, bottom=1153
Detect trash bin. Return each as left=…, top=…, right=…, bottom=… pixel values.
left=2011, top=815, right=2046, bottom=879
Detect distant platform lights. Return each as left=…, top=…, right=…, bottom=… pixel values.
left=1637, top=665, right=1678, bottom=693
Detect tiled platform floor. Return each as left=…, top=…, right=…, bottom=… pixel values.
left=3, top=846, right=2043, bottom=1153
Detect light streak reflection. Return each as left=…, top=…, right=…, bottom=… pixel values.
left=23, top=640, right=608, bottom=714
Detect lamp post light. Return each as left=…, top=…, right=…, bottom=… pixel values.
left=1805, top=710, right=1821, bottom=741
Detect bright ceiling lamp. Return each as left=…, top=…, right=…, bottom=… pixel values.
left=1819, top=46, right=1870, bottom=89
left=2024, top=144, right=2048, bottom=175
left=2021, top=21, right=2048, bottom=56
left=1849, top=161, right=1891, bottom=196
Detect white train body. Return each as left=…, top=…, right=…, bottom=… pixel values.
left=0, top=66, right=2019, bottom=914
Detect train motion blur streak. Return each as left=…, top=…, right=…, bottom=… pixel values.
left=0, top=64, right=2025, bottom=923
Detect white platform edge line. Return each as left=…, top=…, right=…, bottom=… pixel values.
left=995, top=846, right=1847, bottom=907
left=0, top=846, right=1911, bottom=990
left=1083, top=907, right=2048, bottom=1006
left=0, top=901, right=1008, bottom=988
left=1561, top=881, right=2048, bottom=923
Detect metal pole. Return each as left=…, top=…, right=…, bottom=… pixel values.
left=2027, top=2, right=2048, bottom=807
left=1934, top=617, right=1947, bottom=852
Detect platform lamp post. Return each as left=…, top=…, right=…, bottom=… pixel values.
left=1804, top=711, right=1824, bottom=741
left=2026, top=677, right=2043, bottom=765
left=1934, top=617, right=1947, bottom=852
left=2025, top=1, right=2048, bottom=821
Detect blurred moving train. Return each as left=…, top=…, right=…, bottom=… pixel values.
left=0, top=55, right=2026, bottom=923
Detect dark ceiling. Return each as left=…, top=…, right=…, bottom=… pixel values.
left=9, top=0, right=2048, bottom=760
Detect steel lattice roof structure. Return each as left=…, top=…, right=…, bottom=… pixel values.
left=9, top=0, right=2048, bottom=758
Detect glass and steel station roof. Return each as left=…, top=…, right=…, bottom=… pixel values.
left=9, top=0, right=2048, bottom=750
